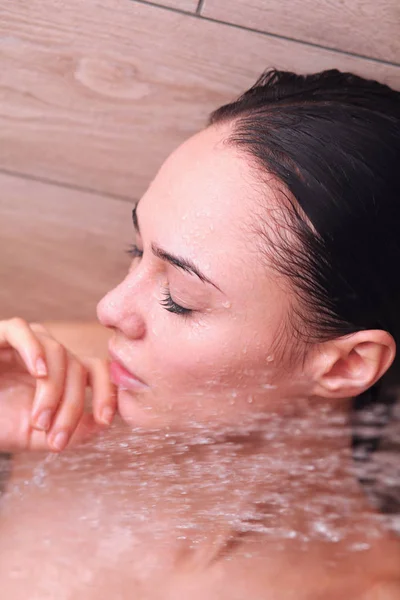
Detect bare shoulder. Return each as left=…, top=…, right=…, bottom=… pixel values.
left=167, top=535, right=400, bottom=600
left=185, top=560, right=400, bottom=600
left=41, top=321, right=112, bottom=359
left=360, top=533, right=400, bottom=599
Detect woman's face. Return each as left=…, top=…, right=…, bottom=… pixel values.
left=97, top=125, right=310, bottom=431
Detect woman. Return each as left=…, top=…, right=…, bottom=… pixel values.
left=0, top=68, right=399, bottom=599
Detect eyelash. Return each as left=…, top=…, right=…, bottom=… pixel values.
left=125, top=244, right=193, bottom=317
left=126, top=243, right=143, bottom=259
left=160, top=287, right=193, bottom=317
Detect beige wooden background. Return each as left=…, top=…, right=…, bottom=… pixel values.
left=1, top=0, right=399, bottom=321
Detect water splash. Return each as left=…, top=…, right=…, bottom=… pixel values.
left=0, top=388, right=398, bottom=596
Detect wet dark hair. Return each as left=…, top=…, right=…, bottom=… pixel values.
left=208, top=68, right=400, bottom=461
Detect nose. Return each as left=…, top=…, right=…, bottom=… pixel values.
left=96, top=273, right=146, bottom=340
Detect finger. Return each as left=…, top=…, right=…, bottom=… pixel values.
left=28, top=414, right=103, bottom=452
left=29, top=323, right=52, bottom=336
left=84, top=358, right=117, bottom=426
left=30, top=339, right=68, bottom=431
left=46, top=358, right=87, bottom=452
left=0, top=318, right=47, bottom=377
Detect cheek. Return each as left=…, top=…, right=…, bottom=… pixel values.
left=148, top=315, right=276, bottom=393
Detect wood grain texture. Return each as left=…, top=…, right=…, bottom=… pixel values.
left=0, top=173, right=132, bottom=322
left=202, top=0, right=400, bottom=65
left=0, top=0, right=399, bottom=199
left=149, top=0, right=198, bottom=12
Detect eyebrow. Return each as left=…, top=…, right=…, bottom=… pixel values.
left=132, top=205, right=222, bottom=292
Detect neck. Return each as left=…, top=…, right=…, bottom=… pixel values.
left=86, top=398, right=378, bottom=546
left=10, top=397, right=386, bottom=564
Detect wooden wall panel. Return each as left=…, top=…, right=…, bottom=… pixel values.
left=150, top=0, right=198, bottom=12
left=0, top=0, right=399, bottom=200
left=202, top=0, right=400, bottom=65
left=0, top=173, right=132, bottom=322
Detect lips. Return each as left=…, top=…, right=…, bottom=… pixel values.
left=108, top=346, right=148, bottom=390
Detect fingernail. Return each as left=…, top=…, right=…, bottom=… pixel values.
left=35, top=357, right=47, bottom=377
left=35, top=409, right=52, bottom=431
left=101, top=407, right=114, bottom=425
left=52, top=431, right=68, bottom=451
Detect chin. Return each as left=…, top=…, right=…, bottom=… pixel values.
left=116, top=388, right=163, bottom=429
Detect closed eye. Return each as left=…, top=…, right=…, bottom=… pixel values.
left=160, top=287, right=193, bottom=317
left=125, top=244, right=193, bottom=317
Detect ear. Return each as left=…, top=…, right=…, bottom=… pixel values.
left=309, top=330, right=396, bottom=399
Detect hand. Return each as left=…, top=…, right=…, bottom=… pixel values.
left=0, top=318, right=117, bottom=453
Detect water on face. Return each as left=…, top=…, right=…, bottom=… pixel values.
left=0, top=390, right=399, bottom=597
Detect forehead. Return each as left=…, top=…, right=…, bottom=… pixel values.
left=138, top=125, right=290, bottom=319
left=140, top=125, right=266, bottom=250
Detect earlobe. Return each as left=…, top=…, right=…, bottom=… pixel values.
left=311, top=330, right=396, bottom=399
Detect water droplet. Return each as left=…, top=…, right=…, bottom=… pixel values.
left=351, top=542, right=370, bottom=552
